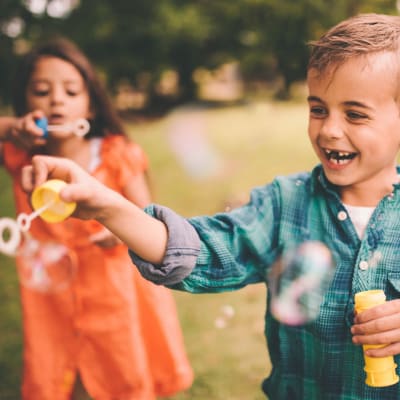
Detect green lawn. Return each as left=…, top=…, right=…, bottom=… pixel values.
left=0, top=100, right=316, bottom=399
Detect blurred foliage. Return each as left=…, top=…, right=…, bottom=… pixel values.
left=0, top=0, right=397, bottom=108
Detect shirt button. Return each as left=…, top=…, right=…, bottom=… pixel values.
left=359, top=261, right=369, bottom=270
left=338, top=211, right=347, bottom=221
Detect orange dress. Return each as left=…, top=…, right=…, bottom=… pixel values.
left=3, top=136, right=193, bottom=400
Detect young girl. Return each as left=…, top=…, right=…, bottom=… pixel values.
left=0, top=38, right=193, bottom=400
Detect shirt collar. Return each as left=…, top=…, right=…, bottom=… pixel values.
left=310, top=164, right=400, bottom=197
left=310, top=164, right=339, bottom=197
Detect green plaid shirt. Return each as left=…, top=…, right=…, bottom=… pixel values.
left=131, top=164, right=400, bottom=399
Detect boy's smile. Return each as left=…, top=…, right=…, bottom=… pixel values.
left=323, top=149, right=357, bottom=166
left=307, top=52, right=400, bottom=206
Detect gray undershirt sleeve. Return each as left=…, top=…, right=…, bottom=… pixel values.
left=128, top=204, right=201, bottom=285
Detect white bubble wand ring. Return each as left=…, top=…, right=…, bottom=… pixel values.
left=0, top=201, right=54, bottom=256
left=16, top=200, right=56, bottom=233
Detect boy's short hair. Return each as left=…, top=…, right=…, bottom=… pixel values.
left=308, top=13, right=400, bottom=73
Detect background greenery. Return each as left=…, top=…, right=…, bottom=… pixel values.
left=0, top=0, right=397, bottom=109
left=0, top=99, right=317, bottom=399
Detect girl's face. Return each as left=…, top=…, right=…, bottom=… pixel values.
left=307, top=52, right=400, bottom=206
left=26, top=56, right=92, bottom=134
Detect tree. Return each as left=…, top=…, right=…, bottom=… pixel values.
left=0, top=0, right=398, bottom=108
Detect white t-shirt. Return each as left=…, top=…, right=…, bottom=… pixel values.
left=343, top=203, right=375, bottom=239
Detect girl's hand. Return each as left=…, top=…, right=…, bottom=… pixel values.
left=90, top=228, right=123, bottom=248
left=351, top=299, right=400, bottom=356
left=8, top=110, right=47, bottom=149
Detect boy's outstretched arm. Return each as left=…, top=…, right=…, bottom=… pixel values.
left=22, top=155, right=169, bottom=264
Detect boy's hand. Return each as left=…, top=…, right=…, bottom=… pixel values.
left=21, top=155, right=121, bottom=221
left=351, top=299, right=400, bottom=356
left=22, top=155, right=169, bottom=264
left=9, top=110, right=47, bottom=149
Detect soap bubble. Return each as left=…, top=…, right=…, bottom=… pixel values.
left=214, top=304, right=235, bottom=329
left=16, top=236, right=77, bottom=293
left=269, top=241, right=334, bottom=326
left=0, top=212, right=77, bottom=292
left=167, top=110, right=223, bottom=179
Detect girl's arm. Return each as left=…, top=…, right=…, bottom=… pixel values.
left=0, top=117, right=17, bottom=141
left=22, top=155, right=168, bottom=264
left=0, top=117, right=16, bottom=164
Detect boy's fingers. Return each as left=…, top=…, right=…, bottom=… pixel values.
left=360, top=341, right=400, bottom=358
left=21, top=165, right=35, bottom=192
left=354, top=299, right=400, bottom=323
left=21, top=156, right=59, bottom=190
left=23, top=155, right=99, bottom=205
left=30, top=155, right=54, bottom=186
left=59, top=183, right=86, bottom=203
left=31, top=155, right=81, bottom=184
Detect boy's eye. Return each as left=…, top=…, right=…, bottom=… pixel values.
left=309, top=106, right=327, bottom=118
left=346, top=111, right=367, bottom=120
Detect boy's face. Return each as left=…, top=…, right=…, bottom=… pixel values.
left=307, top=52, right=400, bottom=206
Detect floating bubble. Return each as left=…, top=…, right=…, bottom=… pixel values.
left=0, top=179, right=77, bottom=292
left=221, top=304, right=235, bottom=318
left=214, top=304, right=235, bottom=329
left=167, top=111, right=223, bottom=179
left=367, top=250, right=382, bottom=269
left=16, top=236, right=77, bottom=292
left=269, top=241, right=335, bottom=326
left=214, top=316, right=227, bottom=329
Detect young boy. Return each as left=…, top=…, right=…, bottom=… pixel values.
left=20, top=13, right=400, bottom=400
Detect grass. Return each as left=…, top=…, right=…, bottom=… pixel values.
left=0, top=169, right=22, bottom=400
left=0, top=99, right=316, bottom=399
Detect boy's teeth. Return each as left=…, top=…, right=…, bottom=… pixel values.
left=324, top=148, right=356, bottom=164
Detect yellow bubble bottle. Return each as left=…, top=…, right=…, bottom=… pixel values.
left=354, top=290, right=399, bottom=387
left=31, top=179, right=76, bottom=223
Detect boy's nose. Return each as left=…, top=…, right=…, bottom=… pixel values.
left=320, top=116, right=344, bottom=139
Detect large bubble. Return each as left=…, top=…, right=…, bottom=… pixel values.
left=269, top=241, right=335, bottom=325
left=16, top=236, right=77, bottom=292
left=0, top=215, right=76, bottom=292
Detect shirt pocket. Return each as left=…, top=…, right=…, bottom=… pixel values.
left=386, top=273, right=400, bottom=300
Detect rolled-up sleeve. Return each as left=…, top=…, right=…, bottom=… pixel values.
left=129, top=204, right=201, bottom=285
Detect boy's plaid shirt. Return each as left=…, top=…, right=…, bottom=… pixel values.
left=132, top=165, right=400, bottom=399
